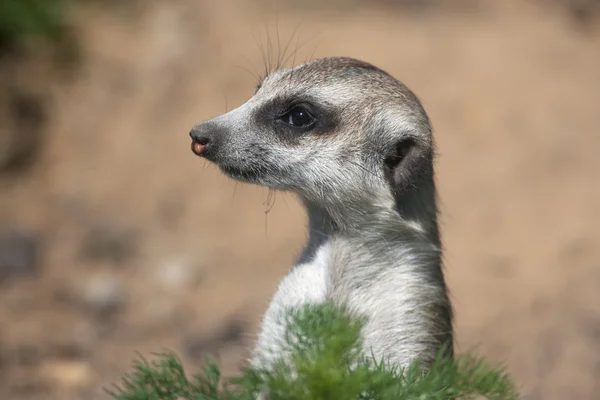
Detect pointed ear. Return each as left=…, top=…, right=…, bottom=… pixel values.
left=383, top=137, right=433, bottom=194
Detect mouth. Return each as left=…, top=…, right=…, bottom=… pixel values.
left=219, top=164, right=265, bottom=182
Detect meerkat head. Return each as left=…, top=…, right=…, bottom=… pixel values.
left=190, top=57, right=435, bottom=227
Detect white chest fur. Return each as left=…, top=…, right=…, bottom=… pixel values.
left=251, top=243, right=331, bottom=367
left=250, top=229, right=448, bottom=372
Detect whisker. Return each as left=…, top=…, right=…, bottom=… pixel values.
left=231, top=181, right=239, bottom=205
left=280, top=23, right=302, bottom=69
left=345, top=159, right=381, bottom=180
left=275, top=4, right=282, bottom=70
left=252, top=30, right=269, bottom=80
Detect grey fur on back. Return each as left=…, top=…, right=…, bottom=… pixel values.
left=190, top=57, right=453, bottom=372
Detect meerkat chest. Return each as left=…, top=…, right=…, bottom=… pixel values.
left=269, top=242, right=331, bottom=310
left=251, top=243, right=331, bottom=367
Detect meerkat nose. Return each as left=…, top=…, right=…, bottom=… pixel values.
left=191, top=139, right=207, bottom=156
left=189, top=121, right=227, bottom=160
left=189, top=126, right=212, bottom=157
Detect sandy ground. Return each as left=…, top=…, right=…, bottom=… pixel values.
left=0, top=1, right=599, bottom=399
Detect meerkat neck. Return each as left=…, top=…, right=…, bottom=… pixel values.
left=296, top=201, right=336, bottom=265
left=392, top=177, right=442, bottom=247
left=306, top=172, right=440, bottom=236
left=296, top=179, right=442, bottom=266
left=289, top=184, right=452, bottom=366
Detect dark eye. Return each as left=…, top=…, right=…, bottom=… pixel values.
left=280, top=106, right=315, bottom=128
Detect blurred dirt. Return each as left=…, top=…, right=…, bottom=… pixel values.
left=0, top=1, right=599, bottom=399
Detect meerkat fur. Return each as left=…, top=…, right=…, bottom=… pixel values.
left=190, top=57, right=454, bottom=372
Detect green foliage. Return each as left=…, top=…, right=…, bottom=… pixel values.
left=109, top=303, right=519, bottom=400
left=0, top=0, right=70, bottom=47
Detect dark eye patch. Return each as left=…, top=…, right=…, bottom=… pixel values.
left=253, top=94, right=340, bottom=142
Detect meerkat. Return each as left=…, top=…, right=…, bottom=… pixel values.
left=189, top=57, right=453, bottom=372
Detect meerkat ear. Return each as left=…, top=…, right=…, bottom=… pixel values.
left=384, top=137, right=432, bottom=194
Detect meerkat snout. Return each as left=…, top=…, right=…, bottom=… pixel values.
left=190, top=56, right=453, bottom=372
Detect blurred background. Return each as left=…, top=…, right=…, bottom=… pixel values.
left=0, top=0, right=599, bottom=399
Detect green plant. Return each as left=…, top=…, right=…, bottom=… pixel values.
left=109, top=303, right=518, bottom=400
left=0, top=0, right=70, bottom=48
